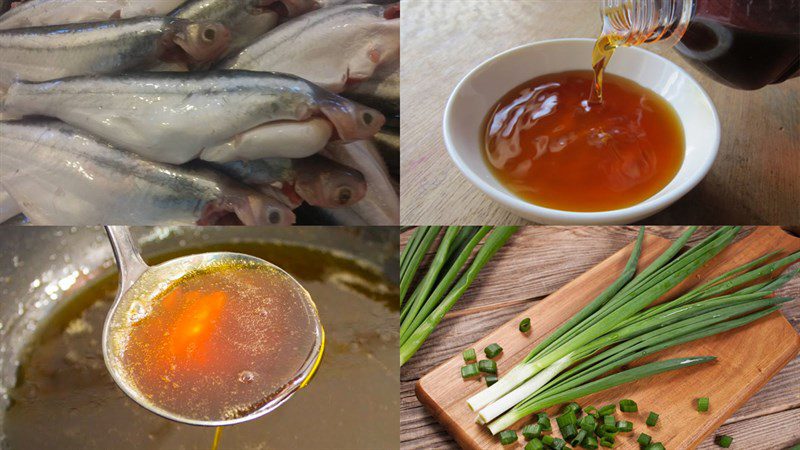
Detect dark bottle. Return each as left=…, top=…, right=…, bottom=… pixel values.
left=599, top=0, right=800, bottom=90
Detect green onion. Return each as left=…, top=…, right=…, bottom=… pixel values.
left=463, top=348, right=476, bottom=363
left=570, top=429, right=587, bottom=447
left=716, top=435, right=733, bottom=448
left=520, top=318, right=531, bottom=333
left=556, top=410, right=577, bottom=427
left=461, top=364, right=479, bottom=379
left=584, top=406, right=598, bottom=416
left=646, top=443, right=665, bottom=450
left=550, top=437, right=567, bottom=449
left=485, top=374, right=498, bottom=387
left=537, top=413, right=551, bottom=431
left=522, top=423, right=542, bottom=440
left=541, top=435, right=555, bottom=446
left=584, top=435, right=599, bottom=449
left=645, top=412, right=659, bottom=426
left=400, top=226, right=440, bottom=304
left=619, top=399, right=637, bottom=412
left=637, top=433, right=652, bottom=446
left=479, top=359, right=497, bottom=374
left=616, top=420, right=632, bottom=432
left=524, top=438, right=544, bottom=450
left=485, top=343, right=503, bottom=359
left=578, top=414, right=596, bottom=432
left=563, top=401, right=581, bottom=415
left=698, top=397, right=709, bottom=412
left=499, top=429, right=517, bottom=445
left=561, top=423, right=577, bottom=440
left=599, top=436, right=615, bottom=447
left=401, top=227, right=517, bottom=365
left=598, top=404, right=616, bottom=416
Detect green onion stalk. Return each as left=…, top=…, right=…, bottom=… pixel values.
left=467, top=226, right=800, bottom=436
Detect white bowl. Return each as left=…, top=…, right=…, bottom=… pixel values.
left=443, top=38, right=720, bottom=225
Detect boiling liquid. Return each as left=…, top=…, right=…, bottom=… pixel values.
left=483, top=71, right=684, bottom=212
left=111, top=260, right=319, bottom=422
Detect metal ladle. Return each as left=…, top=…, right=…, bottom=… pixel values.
left=102, top=226, right=324, bottom=426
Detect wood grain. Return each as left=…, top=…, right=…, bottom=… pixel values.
left=400, top=227, right=800, bottom=449
left=399, top=0, right=800, bottom=225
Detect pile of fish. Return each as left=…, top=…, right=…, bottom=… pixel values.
left=0, top=0, right=400, bottom=225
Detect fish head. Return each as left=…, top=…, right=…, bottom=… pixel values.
left=318, top=95, right=385, bottom=142
left=344, top=5, right=400, bottom=84
left=294, top=161, right=367, bottom=208
left=199, top=193, right=295, bottom=226
left=255, top=0, right=319, bottom=18
left=173, top=21, right=232, bottom=68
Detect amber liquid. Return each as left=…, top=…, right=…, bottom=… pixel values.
left=483, top=70, right=684, bottom=212
left=117, top=260, right=319, bottom=422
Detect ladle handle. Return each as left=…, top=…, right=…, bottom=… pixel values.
left=105, top=226, right=149, bottom=294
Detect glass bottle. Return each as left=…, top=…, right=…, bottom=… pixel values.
left=598, top=0, right=800, bottom=90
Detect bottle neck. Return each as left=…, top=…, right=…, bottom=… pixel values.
left=599, top=0, right=695, bottom=48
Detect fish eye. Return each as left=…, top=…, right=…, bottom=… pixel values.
left=268, top=210, right=281, bottom=224
left=337, top=188, right=353, bottom=205
left=203, top=28, right=216, bottom=42
left=363, top=112, right=373, bottom=125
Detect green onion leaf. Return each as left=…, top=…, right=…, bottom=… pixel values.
left=461, top=364, right=479, bottom=379
left=463, top=348, right=477, bottom=363
left=698, top=397, right=709, bottom=412
left=499, top=429, right=517, bottom=445
left=562, top=401, right=581, bottom=415
left=478, top=359, right=497, bottom=374
left=551, top=437, right=567, bottom=449
left=599, top=435, right=615, bottom=447
left=619, top=399, right=638, bottom=412
left=716, top=435, right=733, bottom=448
left=484, top=343, right=503, bottom=359
left=485, top=374, right=498, bottom=387
left=556, top=410, right=577, bottom=427
left=579, top=414, right=597, bottom=432
left=570, top=429, right=587, bottom=447
left=584, top=435, right=599, bottom=449
left=520, top=318, right=532, bottom=333
left=646, top=412, right=659, bottom=426
left=522, top=423, right=542, bottom=440
left=598, top=404, right=616, bottom=416
left=637, top=433, right=652, bottom=446
left=645, top=443, right=666, bottom=450
left=541, top=435, right=554, bottom=446
left=524, top=438, right=544, bottom=450
left=537, top=413, right=552, bottom=431
left=616, top=420, right=633, bottom=432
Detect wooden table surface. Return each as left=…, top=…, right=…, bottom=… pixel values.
left=399, top=0, right=800, bottom=225
left=400, top=226, right=800, bottom=450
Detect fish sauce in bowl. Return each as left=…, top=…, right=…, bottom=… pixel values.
left=482, top=70, right=684, bottom=212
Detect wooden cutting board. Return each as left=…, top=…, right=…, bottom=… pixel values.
left=415, top=227, right=800, bottom=449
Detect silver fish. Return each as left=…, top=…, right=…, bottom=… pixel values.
left=0, top=186, right=21, bottom=223
left=4, top=71, right=385, bottom=164
left=0, top=17, right=231, bottom=89
left=0, top=0, right=187, bottom=30
left=217, top=155, right=367, bottom=207
left=0, top=120, right=295, bottom=226
left=322, top=140, right=398, bottom=225
left=170, top=0, right=318, bottom=57
left=220, top=3, right=399, bottom=93
left=343, top=59, right=398, bottom=116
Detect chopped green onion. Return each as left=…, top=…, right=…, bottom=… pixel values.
left=556, top=410, right=577, bottom=427
left=645, top=412, right=659, bottom=426
left=583, top=435, right=598, bottom=449
left=499, top=429, right=517, bottom=445
left=522, top=423, right=542, bottom=440
left=485, top=374, right=498, bottom=387
left=562, top=401, right=582, bottom=415
left=537, top=413, right=552, bottom=431
left=461, top=364, right=479, bottom=379
left=602, top=415, right=615, bottom=428
left=463, top=348, right=476, bottom=363
left=584, top=406, right=598, bottom=416
left=550, top=437, right=567, bottom=450
left=520, top=318, right=532, bottom=333
left=570, top=429, right=587, bottom=447
left=645, top=443, right=665, bottom=450
left=484, top=343, right=503, bottom=359
left=541, top=435, right=555, bottom=446
left=698, top=397, right=709, bottom=412
left=524, top=438, right=544, bottom=450
left=478, top=359, right=497, bottom=374
left=716, top=435, right=733, bottom=448
left=578, top=414, right=596, bottom=432
left=637, top=433, right=652, bottom=446
left=560, top=423, right=577, bottom=440
left=619, top=399, right=638, bottom=412
left=598, top=404, right=616, bottom=416
left=599, top=435, right=615, bottom=447
left=615, top=420, right=632, bottom=432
